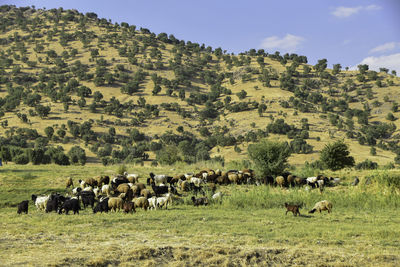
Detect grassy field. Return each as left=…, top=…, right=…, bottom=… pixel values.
left=1, top=164, right=400, bottom=266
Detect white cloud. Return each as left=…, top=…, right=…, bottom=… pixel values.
left=332, top=6, right=362, bottom=18
left=259, top=34, right=305, bottom=53
left=365, top=4, right=382, bottom=11
left=369, top=42, right=400, bottom=54
left=354, top=53, right=400, bottom=74
left=332, top=5, right=382, bottom=18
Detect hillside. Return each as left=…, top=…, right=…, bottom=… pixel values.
left=0, top=5, right=400, bottom=167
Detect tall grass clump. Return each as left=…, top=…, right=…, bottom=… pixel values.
left=366, top=170, right=400, bottom=190
left=221, top=186, right=400, bottom=211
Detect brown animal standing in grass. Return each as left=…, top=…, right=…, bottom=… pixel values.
left=284, top=203, right=301, bottom=216
left=65, top=177, right=73, bottom=188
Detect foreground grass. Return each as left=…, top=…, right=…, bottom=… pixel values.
left=1, top=164, right=400, bottom=266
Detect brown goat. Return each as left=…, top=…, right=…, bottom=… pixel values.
left=65, top=177, right=73, bottom=188
left=284, top=203, right=301, bottom=216
left=123, top=201, right=136, bottom=213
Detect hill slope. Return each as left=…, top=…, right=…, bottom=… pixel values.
left=0, top=5, right=400, bottom=166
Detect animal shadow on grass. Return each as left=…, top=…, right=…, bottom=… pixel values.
left=298, top=214, right=312, bottom=218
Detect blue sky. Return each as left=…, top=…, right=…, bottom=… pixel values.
left=4, top=0, right=400, bottom=73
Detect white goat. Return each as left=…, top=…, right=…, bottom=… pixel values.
left=148, top=196, right=157, bottom=210
left=156, top=193, right=172, bottom=209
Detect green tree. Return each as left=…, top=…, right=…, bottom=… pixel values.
left=68, top=146, right=87, bottom=165
left=332, top=64, right=341, bottom=75
left=156, top=145, right=182, bottom=165
left=44, top=126, right=54, bottom=139
left=35, top=105, right=50, bottom=118
left=236, top=90, right=247, bottom=100
left=248, top=139, right=291, bottom=177
left=320, top=140, right=355, bottom=171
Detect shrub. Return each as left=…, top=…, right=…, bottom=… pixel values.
left=156, top=145, right=182, bottom=165
left=320, top=140, right=355, bottom=171
left=13, top=153, right=29, bottom=165
left=355, top=159, right=378, bottom=170
left=68, top=146, right=86, bottom=165
left=248, top=139, right=291, bottom=177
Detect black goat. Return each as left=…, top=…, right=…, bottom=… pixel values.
left=191, top=196, right=208, bottom=206
left=93, top=197, right=109, bottom=213
left=79, top=191, right=95, bottom=209
left=58, top=198, right=80, bottom=215
left=17, top=200, right=29, bottom=214
left=151, top=183, right=169, bottom=197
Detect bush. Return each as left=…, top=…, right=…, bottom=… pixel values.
left=320, top=140, right=355, bottom=171
left=13, top=153, right=29, bottom=165
left=156, top=145, right=182, bottom=165
left=355, top=159, right=378, bottom=170
left=248, top=139, right=291, bottom=177
left=68, top=146, right=86, bottom=165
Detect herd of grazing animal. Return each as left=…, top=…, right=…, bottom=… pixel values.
left=17, top=169, right=335, bottom=217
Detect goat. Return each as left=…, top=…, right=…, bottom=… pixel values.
left=191, top=196, right=208, bottom=206
left=17, top=200, right=29, bottom=214
left=284, top=203, right=301, bottom=216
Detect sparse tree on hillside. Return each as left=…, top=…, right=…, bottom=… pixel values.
left=320, top=140, right=355, bottom=171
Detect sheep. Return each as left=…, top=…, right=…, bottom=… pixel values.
left=352, top=177, right=360, bottom=186
left=183, top=173, right=193, bottom=180
left=115, top=183, right=131, bottom=194
left=65, top=177, right=73, bottom=188
left=58, top=198, right=80, bottom=215
left=169, top=185, right=182, bottom=196
left=149, top=172, right=169, bottom=185
left=108, top=197, right=124, bottom=212
left=31, top=194, right=50, bottom=211
left=140, top=189, right=152, bottom=199
left=275, top=176, right=286, bottom=187
left=93, top=197, right=109, bottom=213
left=284, top=203, right=301, bottom=216
left=85, top=177, right=98, bottom=187
left=72, top=187, right=82, bottom=196
left=190, top=177, right=204, bottom=187
left=124, top=172, right=140, bottom=183
left=306, top=177, right=318, bottom=188
left=309, top=200, right=332, bottom=214
left=191, top=196, right=208, bottom=206
left=17, top=200, right=29, bottom=214
left=93, top=187, right=101, bottom=197
left=131, top=183, right=146, bottom=197
left=101, top=184, right=112, bottom=196
left=287, top=175, right=296, bottom=187
left=212, top=192, right=223, bottom=203
left=157, top=193, right=172, bottom=209
left=294, top=177, right=305, bottom=186
left=83, top=186, right=93, bottom=192
left=133, top=197, right=149, bottom=211
left=78, top=179, right=86, bottom=189
left=98, top=175, right=110, bottom=187
left=123, top=201, right=136, bottom=213
left=111, top=176, right=129, bottom=188
left=148, top=196, right=158, bottom=210
left=227, top=173, right=240, bottom=184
